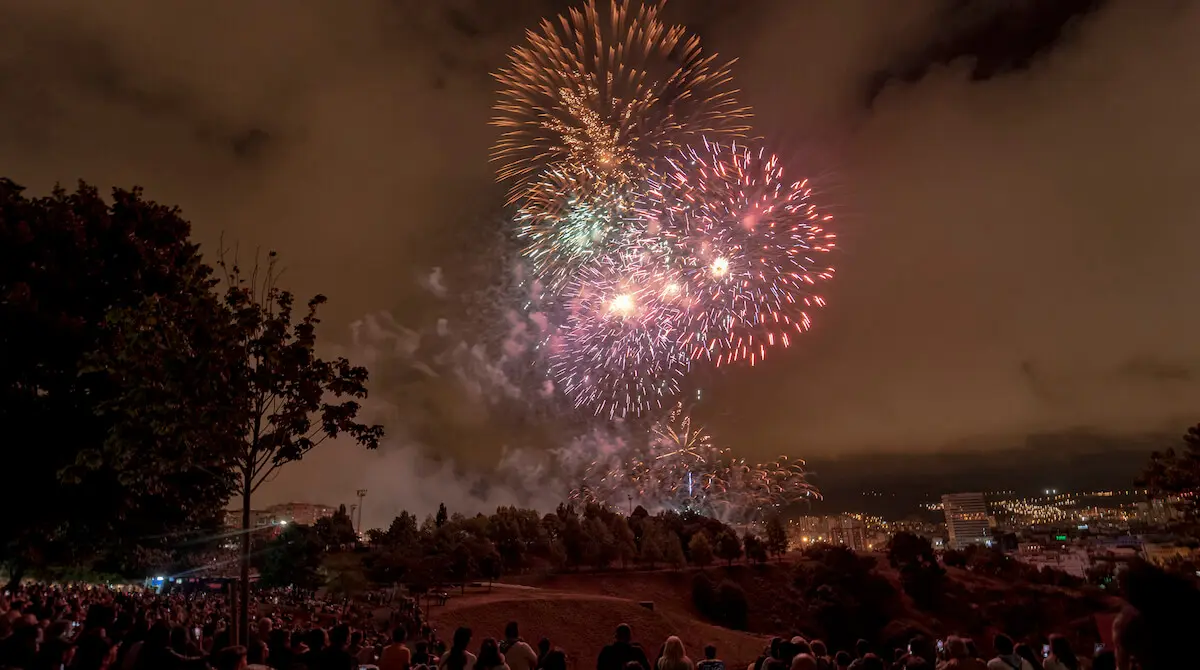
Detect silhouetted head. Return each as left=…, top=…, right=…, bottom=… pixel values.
left=993, top=635, right=1014, bottom=656
left=615, top=624, right=632, bottom=643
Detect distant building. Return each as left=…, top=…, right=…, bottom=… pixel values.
left=1015, top=545, right=1090, bottom=578
left=1142, top=542, right=1199, bottom=567
left=224, top=502, right=334, bottom=530
left=829, top=517, right=868, bottom=552
left=263, top=502, right=335, bottom=527
left=943, top=492, right=990, bottom=550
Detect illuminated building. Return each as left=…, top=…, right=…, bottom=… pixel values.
left=829, top=517, right=868, bottom=551
left=263, top=502, right=335, bottom=526
left=943, top=492, right=991, bottom=550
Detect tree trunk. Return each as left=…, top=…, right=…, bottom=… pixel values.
left=238, top=476, right=252, bottom=646
left=3, top=564, right=25, bottom=593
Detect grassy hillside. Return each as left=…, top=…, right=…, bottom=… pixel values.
left=494, top=552, right=1118, bottom=657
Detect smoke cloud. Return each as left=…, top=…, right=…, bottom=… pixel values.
left=3, top=0, right=1199, bottom=520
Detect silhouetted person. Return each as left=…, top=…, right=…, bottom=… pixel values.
left=988, top=634, right=1034, bottom=670
left=697, top=645, right=724, bottom=670
left=597, top=624, right=651, bottom=670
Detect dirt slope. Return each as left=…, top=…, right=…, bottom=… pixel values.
left=428, top=585, right=768, bottom=670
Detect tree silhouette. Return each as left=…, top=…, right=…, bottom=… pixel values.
left=219, top=252, right=383, bottom=645
left=638, top=520, right=669, bottom=568
left=610, top=517, right=637, bottom=568
left=585, top=517, right=616, bottom=569
left=258, top=524, right=325, bottom=591
left=665, top=532, right=687, bottom=569
left=1141, top=424, right=1200, bottom=519
left=436, top=503, right=449, bottom=528
left=688, top=532, right=714, bottom=569
left=386, top=512, right=419, bottom=546
left=715, top=529, right=743, bottom=566
left=888, top=532, right=936, bottom=568
left=315, top=506, right=358, bottom=549
left=888, top=532, right=944, bottom=609
left=765, top=514, right=789, bottom=560
left=479, top=545, right=502, bottom=590
left=0, top=179, right=242, bottom=586
left=743, top=532, right=768, bottom=564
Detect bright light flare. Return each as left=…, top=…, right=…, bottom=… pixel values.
left=608, top=293, right=635, bottom=316
left=710, top=256, right=730, bottom=277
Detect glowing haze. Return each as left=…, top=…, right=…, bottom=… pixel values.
left=3, top=0, right=1200, bottom=526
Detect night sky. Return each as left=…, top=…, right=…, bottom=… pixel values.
left=3, top=1, right=1197, bottom=525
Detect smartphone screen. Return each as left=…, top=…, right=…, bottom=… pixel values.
left=193, top=627, right=202, bottom=640
left=936, top=640, right=944, bottom=653
left=1094, top=643, right=1105, bottom=655
left=1042, top=644, right=1051, bottom=659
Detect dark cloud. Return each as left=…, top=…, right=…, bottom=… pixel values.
left=866, top=0, right=1108, bottom=99
left=2, top=0, right=1197, bottom=523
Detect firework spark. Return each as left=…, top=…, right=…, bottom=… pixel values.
left=643, top=139, right=837, bottom=367
left=492, top=0, right=751, bottom=204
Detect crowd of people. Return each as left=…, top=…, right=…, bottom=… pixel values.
left=732, top=632, right=1112, bottom=670
left=0, top=582, right=1162, bottom=670
left=0, top=583, right=436, bottom=670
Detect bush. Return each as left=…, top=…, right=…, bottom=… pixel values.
left=692, top=572, right=717, bottom=617
left=942, top=549, right=967, bottom=568
left=716, top=579, right=749, bottom=629
left=693, top=573, right=748, bottom=629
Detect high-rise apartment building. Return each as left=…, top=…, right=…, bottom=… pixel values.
left=942, top=492, right=990, bottom=550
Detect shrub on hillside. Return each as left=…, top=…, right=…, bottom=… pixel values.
left=795, top=544, right=899, bottom=648
left=691, top=573, right=749, bottom=630
left=692, top=571, right=717, bottom=616
left=942, top=548, right=967, bottom=568
left=717, top=579, right=749, bottom=630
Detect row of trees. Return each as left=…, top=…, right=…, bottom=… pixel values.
left=258, top=502, right=793, bottom=596
left=0, top=180, right=383, bottom=646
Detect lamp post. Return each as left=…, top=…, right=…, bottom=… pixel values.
left=355, top=489, right=368, bottom=535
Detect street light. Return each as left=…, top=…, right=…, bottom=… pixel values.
left=355, top=489, right=368, bottom=535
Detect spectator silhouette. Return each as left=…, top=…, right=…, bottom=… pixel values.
left=658, top=636, right=693, bottom=670
left=597, top=624, right=651, bottom=670
left=476, top=638, right=510, bottom=670
left=439, top=627, right=477, bottom=670
left=501, top=622, right=538, bottom=670
left=1114, top=560, right=1200, bottom=670
left=697, top=644, right=725, bottom=670
left=1042, top=635, right=1077, bottom=670
left=987, top=634, right=1034, bottom=670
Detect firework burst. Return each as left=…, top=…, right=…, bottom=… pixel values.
left=570, top=401, right=725, bottom=507
left=647, top=402, right=728, bottom=504
left=643, top=139, right=837, bottom=367
left=568, top=402, right=819, bottom=521
left=513, top=169, right=640, bottom=292
left=492, top=0, right=751, bottom=204
left=547, top=259, right=689, bottom=419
